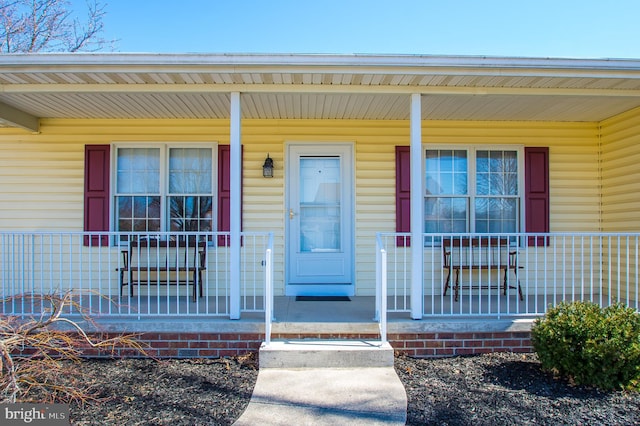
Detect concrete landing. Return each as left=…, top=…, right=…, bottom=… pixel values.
left=233, top=340, right=407, bottom=425
left=259, top=340, right=395, bottom=368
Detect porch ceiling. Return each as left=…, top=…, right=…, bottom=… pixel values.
left=1, top=53, right=640, bottom=131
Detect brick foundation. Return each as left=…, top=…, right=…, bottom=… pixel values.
left=77, top=331, right=533, bottom=358
left=388, top=331, right=533, bottom=357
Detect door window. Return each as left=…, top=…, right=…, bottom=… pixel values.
left=299, top=157, right=341, bottom=252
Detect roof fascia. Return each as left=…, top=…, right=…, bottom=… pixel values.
left=1, top=54, right=640, bottom=79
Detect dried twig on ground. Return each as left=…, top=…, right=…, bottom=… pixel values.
left=0, top=292, right=147, bottom=404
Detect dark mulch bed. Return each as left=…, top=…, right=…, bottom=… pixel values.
left=395, top=352, right=640, bottom=426
left=66, top=355, right=259, bottom=426
left=47, top=352, right=640, bottom=425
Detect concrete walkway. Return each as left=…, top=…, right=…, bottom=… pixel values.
left=233, top=340, right=407, bottom=425
left=233, top=368, right=407, bottom=425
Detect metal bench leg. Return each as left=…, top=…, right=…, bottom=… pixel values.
left=119, top=270, right=126, bottom=297
left=191, top=270, right=197, bottom=302
left=191, top=269, right=204, bottom=302
left=503, top=268, right=524, bottom=301
left=503, top=268, right=508, bottom=296
left=443, top=268, right=452, bottom=296
left=454, top=269, right=460, bottom=302
left=515, top=268, right=523, bottom=301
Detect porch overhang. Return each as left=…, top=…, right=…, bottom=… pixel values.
left=1, top=53, right=640, bottom=127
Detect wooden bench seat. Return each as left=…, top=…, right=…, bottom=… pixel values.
left=442, top=237, right=523, bottom=302
left=118, top=239, right=206, bottom=302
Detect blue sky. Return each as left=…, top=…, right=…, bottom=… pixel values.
left=89, top=0, right=640, bottom=59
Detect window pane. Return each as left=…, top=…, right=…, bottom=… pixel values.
left=454, top=173, right=467, bottom=195
left=299, top=157, right=340, bottom=252
left=475, top=198, right=518, bottom=233
left=116, top=148, right=160, bottom=194
left=426, top=174, right=440, bottom=195
left=440, top=172, right=454, bottom=194
left=116, top=196, right=161, bottom=233
left=169, top=148, right=213, bottom=194
left=426, top=150, right=469, bottom=233
left=425, top=197, right=468, bottom=233
left=476, top=150, right=518, bottom=196
left=425, top=149, right=467, bottom=195
left=169, top=196, right=213, bottom=232
left=503, top=151, right=518, bottom=196
left=300, top=205, right=340, bottom=252
left=425, top=148, right=521, bottom=234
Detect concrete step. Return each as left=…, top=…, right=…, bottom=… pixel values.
left=259, top=339, right=394, bottom=368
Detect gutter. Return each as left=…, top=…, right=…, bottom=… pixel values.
left=0, top=53, right=640, bottom=78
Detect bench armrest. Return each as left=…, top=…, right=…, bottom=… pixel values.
left=198, top=248, right=207, bottom=268
left=442, top=248, right=452, bottom=267
left=120, top=249, right=129, bottom=270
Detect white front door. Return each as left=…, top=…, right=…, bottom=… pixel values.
left=286, top=144, right=354, bottom=296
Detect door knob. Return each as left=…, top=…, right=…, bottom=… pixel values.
left=289, top=209, right=295, bottom=219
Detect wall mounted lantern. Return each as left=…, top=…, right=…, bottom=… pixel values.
left=262, top=154, right=274, bottom=178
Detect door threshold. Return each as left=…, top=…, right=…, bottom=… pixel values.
left=295, top=296, right=351, bottom=302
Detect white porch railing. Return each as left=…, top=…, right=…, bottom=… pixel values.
left=264, top=233, right=274, bottom=345
left=376, top=233, right=640, bottom=319
left=0, top=232, right=272, bottom=318
left=375, top=233, right=388, bottom=343
left=4, top=231, right=638, bottom=323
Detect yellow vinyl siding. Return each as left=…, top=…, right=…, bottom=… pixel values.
left=423, top=121, right=600, bottom=234
left=599, top=107, right=640, bottom=302
left=0, top=118, right=602, bottom=296
left=0, top=140, right=84, bottom=230
left=600, top=107, right=640, bottom=232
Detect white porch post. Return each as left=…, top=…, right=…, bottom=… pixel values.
left=410, top=93, right=424, bottom=319
left=230, top=92, right=242, bottom=319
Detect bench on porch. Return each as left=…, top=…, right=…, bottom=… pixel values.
left=442, top=237, right=523, bottom=302
left=118, top=239, right=206, bottom=302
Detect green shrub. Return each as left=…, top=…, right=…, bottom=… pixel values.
left=531, top=301, right=640, bottom=391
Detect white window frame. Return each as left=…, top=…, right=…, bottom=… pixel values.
left=111, top=142, right=218, bottom=236
left=424, top=144, right=525, bottom=234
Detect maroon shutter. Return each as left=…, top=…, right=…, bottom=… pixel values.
left=84, top=145, right=110, bottom=246
left=395, top=146, right=411, bottom=247
left=525, top=147, right=549, bottom=246
left=217, top=145, right=242, bottom=246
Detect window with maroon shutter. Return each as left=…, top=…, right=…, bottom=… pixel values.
left=524, top=147, right=549, bottom=246
left=395, top=146, right=411, bottom=247
left=395, top=145, right=549, bottom=246
left=84, top=145, right=110, bottom=247
left=84, top=144, right=239, bottom=246
left=111, top=146, right=214, bottom=243
left=217, top=145, right=243, bottom=246
left=217, top=144, right=240, bottom=247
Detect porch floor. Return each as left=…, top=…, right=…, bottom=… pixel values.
left=22, top=294, right=632, bottom=335
left=103, top=293, right=623, bottom=320
left=55, top=295, right=547, bottom=335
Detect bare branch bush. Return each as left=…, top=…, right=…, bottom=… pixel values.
left=0, top=0, right=115, bottom=52
left=0, top=292, right=148, bottom=404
